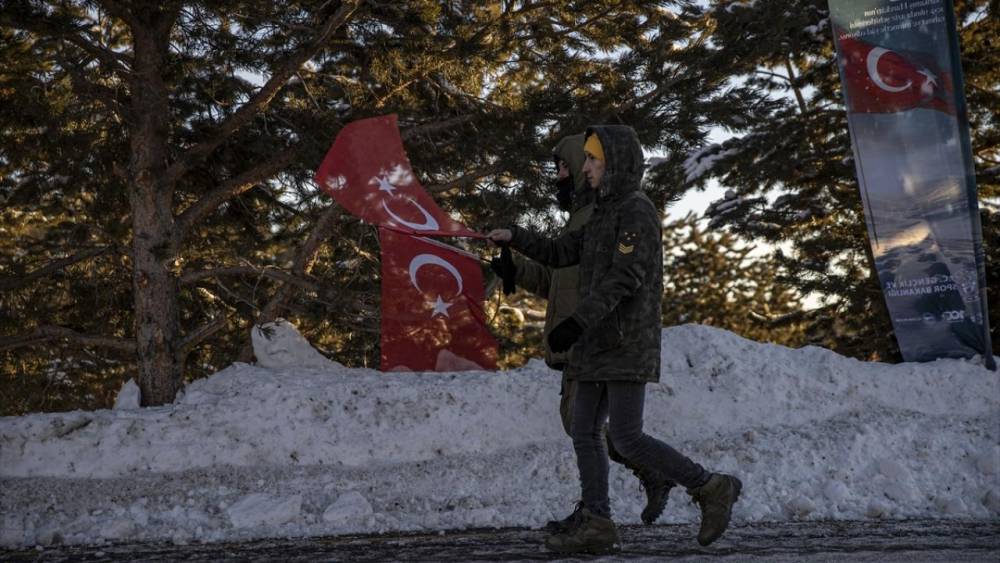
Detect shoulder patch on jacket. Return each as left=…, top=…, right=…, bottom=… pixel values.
left=618, top=230, right=639, bottom=254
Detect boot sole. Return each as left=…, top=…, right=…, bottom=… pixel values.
left=544, top=523, right=570, bottom=534
left=697, top=475, right=743, bottom=546
left=641, top=500, right=668, bottom=525
left=545, top=541, right=622, bottom=555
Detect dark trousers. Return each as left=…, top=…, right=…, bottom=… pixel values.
left=560, top=378, right=631, bottom=464
left=570, top=381, right=710, bottom=518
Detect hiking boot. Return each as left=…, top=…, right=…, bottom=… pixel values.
left=638, top=472, right=675, bottom=525
left=544, top=501, right=584, bottom=534
left=688, top=473, right=742, bottom=546
left=544, top=507, right=622, bottom=554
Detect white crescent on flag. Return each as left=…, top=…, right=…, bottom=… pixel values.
left=408, top=253, right=463, bottom=317
left=867, top=47, right=912, bottom=93
left=382, top=197, right=441, bottom=231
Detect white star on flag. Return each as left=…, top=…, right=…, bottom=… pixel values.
left=918, top=68, right=938, bottom=95
left=430, top=295, right=452, bottom=318
left=374, top=175, right=398, bottom=195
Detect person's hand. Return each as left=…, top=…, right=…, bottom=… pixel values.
left=487, top=229, right=512, bottom=245
left=547, top=317, right=583, bottom=353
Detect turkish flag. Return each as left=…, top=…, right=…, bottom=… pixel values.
left=379, top=228, right=498, bottom=372
left=315, top=114, right=483, bottom=237
left=836, top=32, right=955, bottom=116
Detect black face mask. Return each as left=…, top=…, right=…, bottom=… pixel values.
left=554, top=175, right=574, bottom=212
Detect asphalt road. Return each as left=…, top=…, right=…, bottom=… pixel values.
left=3, top=519, right=998, bottom=562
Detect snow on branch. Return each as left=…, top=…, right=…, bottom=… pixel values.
left=804, top=18, right=829, bottom=37
left=706, top=189, right=747, bottom=229
left=725, top=1, right=759, bottom=13
left=682, top=144, right=741, bottom=184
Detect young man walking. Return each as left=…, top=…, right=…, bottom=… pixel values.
left=488, top=125, right=741, bottom=554
left=492, top=133, right=676, bottom=532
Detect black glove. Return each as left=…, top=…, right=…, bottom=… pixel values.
left=490, top=244, right=517, bottom=295
left=548, top=317, right=583, bottom=353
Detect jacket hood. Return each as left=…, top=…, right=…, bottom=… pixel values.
left=585, top=125, right=644, bottom=202
left=552, top=134, right=594, bottom=211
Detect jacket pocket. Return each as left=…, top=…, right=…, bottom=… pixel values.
left=590, top=309, right=623, bottom=351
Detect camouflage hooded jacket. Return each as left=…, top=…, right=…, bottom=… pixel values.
left=510, top=125, right=663, bottom=383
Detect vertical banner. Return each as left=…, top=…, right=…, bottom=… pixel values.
left=829, top=0, right=994, bottom=368
left=379, top=228, right=498, bottom=372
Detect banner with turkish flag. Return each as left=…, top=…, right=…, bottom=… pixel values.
left=836, top=31, right=954, bottom=115
left=315, top=114, right=482, bottom=238
left=379, top=228, right=497, bottom=372
left=830, top=0, right=994, bottom=369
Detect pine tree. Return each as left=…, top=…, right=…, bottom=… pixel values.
left=0, top=1, right=742, bottom=412
left=661, top=214, right=806, bottom=346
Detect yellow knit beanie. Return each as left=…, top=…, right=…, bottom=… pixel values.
left=583, top=132, right=605, bottom=162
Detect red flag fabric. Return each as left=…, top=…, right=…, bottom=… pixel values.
left=837, top=32, right=955, bottom=116
left=379, top=228, right=498, bottom=372
left=315, top=114, right=483, bottom=237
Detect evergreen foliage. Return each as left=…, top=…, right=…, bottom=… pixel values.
left=685, top=0, right=997, bottom=361
left=3, top=1, right=991, bottom=414
left=661, top=214, right=806, bottom=346
left=1, top=1, right=743, bottom=412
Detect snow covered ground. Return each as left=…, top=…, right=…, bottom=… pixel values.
left=1, top=321, right=998, bottom=549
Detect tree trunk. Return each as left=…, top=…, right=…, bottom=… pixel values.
left=128, top=12, right=183, bottom=406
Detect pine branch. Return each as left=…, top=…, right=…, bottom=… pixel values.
left=0, top=247, right=111, bottom=291
left=164, top=0, right=365, bottom=185
left=55, top=51, right=130, bottom=116
left=0, top=7, right=132, bottom=76
left=0, top=326, right=135, bottom=354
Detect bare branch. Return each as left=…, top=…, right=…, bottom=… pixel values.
left=426, top=163, right=506, bottom=194
left=172, top=147, right=298, bottom=248
left=96, top=0, right=140, bottom=30
left=609, top=74, right=684, bottom=118
left=178, top=318, right=227, bottom=356
left=783, top=57, right=808, bottom=114
left=0, top=326, right=135, bottom=354
left=749, top=304, right=836, bottom=327
left=235, top=204, right=344, bottom=362
left=164, top=0, right=365, bottom=184
left=977, top=166, right=999, bottom=186
left=0, top=334, right=50, bottom=353
left=65, top=32, right=132, bottom=74
left=0, top=247, right=111, bottom=291
left=290, top=204, right=344, bottom=275
left=400, top=114, right=476, bottom=140
left=180, top=266, right=323, bottom=294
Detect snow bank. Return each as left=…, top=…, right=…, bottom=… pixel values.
left=1, top=323, right=997, bottom=548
